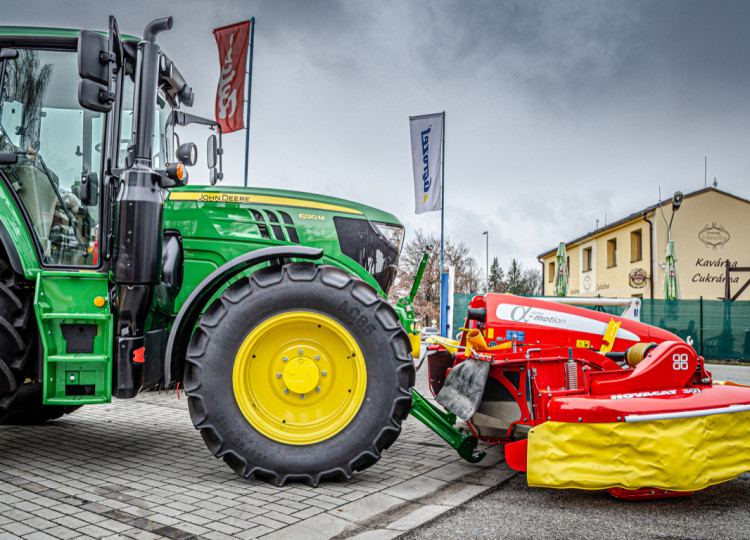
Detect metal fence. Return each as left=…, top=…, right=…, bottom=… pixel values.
left=452, top=294, right=750, bottom=361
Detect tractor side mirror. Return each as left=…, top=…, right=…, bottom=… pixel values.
left=207, top=134, right=223, bottom=185
left=77, top=31, right=115, bottom=113
left=77, top=17, right=121, bottom=113
left=79, top=172, right=99, bottom=206
left=207, top=135, right=217, bottom=169
left=78, top=31, right=109, bottom=84
left=78, top=79, right=114, bottom=113
left=176, top=142, right=197, bottom=166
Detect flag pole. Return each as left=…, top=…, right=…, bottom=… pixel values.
left=440, top=111, right=445, bottom=276
left=243, top=17, right=256, bottom=187
left=440, top=111, right=446, bottom=336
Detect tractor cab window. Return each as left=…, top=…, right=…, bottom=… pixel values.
left=119, top=60, right=173, bottom=170
left=0, top=49, right=101, bottom=266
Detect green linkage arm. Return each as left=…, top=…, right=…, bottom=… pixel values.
left=394, top=251, right=431, bottom=334
left=408, top=252, right=430, bottom=303
left=409, top=388, right=486, bottom=463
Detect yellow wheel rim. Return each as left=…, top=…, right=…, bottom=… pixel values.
left=233, top=311, right=367, bottom=445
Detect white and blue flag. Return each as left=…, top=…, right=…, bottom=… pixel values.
left=409, top=113, right=443, bottom=214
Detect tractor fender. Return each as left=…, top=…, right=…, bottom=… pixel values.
left=0, top=179, right=40, bottom=277
left=164, top=245, right=324, bottom=385
left=0, top=220, right=25, bottom=276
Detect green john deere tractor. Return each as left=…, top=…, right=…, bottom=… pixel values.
left=0, top=16, right=480, bottom=486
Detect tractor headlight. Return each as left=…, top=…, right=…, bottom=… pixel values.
left=373, top=222, right=404, bottom=252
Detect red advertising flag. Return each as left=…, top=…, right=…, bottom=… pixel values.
left=213, top=21, right=250, bottom=134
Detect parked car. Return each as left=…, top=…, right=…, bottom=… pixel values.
left=421, top=326, right=440, bottom=340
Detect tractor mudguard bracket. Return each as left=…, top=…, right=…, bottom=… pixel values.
left=410, top=388, right=486, bottom=463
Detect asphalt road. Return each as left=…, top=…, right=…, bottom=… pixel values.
left=707, top=363, right=750, bottom=385
left=402, top=472, right=750, bottom=540
left=403, top=363, right=750, bottom=540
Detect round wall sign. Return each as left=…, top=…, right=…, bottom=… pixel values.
left=629, top=268, right=648, bottom=288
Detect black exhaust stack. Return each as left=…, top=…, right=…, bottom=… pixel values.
left=114, top=17, right=173, bottom=397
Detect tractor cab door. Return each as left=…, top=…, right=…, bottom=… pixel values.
left=0, top=44, right=113, bottom=405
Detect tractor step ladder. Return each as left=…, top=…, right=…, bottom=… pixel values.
left=34, top=272, right=113, bottom=405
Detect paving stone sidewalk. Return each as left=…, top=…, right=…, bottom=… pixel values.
left=0, top=366, right=515, bottom=540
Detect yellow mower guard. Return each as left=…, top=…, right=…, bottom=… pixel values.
left=527, top=410, right=750, bottom=492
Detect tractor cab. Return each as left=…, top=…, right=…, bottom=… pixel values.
left=0, top=19, right=219, bottom=272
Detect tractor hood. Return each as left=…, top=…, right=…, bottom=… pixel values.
left=166, top=185, right=400, bottom=224
left=163, top=185, right=404, bottom=295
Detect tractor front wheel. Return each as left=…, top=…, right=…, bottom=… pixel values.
left=183, top=263, right=415, bottom=486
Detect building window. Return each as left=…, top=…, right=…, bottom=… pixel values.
left=631, top=229, right=642, bottom=262
left=607, top=239, right=617, bottom=267
left=583, top=247, right=592, bottom=271
left=548, top=262, right=554, bottom=282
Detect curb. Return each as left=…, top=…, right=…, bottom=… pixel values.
left=262, top=445, right=517, bottom=539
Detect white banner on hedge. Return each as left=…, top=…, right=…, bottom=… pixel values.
left=409, top=112, right=443, bottom=214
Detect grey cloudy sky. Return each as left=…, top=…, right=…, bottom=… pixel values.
left=5, top=0, right=750, bottom=271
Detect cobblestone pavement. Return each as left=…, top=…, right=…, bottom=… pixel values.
left=0, top=364, right=515, bottom=539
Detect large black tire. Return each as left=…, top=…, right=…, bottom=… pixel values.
left=1, top=382, right=81, bottom=424
left=184, top=263, right=415, bottom=487
left=0, top=248, right=35, bottom=420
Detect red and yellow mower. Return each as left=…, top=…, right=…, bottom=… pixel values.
left=427, top=294, right=750, bottom=500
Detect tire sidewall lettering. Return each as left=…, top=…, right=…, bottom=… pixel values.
left=337, top=299, right=376, bottom=336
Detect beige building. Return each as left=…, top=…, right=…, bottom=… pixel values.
left=538, top=187, right=750, bottom=300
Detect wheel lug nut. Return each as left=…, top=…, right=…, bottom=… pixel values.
left=322, top=371, right=327, bottom=376
left=276, top=373, right=281, bottom=378
left=300, top=394, right=305, bottom=399
left=314, top=355, right=320, bottom=360
left=283, top=356, right=288, bottom=362
left=316, top=387, right=321, bottom=392
left=298, top=349, right=304, bottom=355
left=284, top=388, right=289, bottom=394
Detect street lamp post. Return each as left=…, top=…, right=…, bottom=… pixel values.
left=666, top=191, right=683, bottom=241
left=660, top=191, right=683, bottom=301
left=482, top=231, right=488, bottom=293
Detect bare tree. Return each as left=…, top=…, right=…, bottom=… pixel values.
left=391, top=230, right=483, bottom=327
left=3, top=50, right=52, bottom=151
left=522, top=267, right=542, bottom=296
